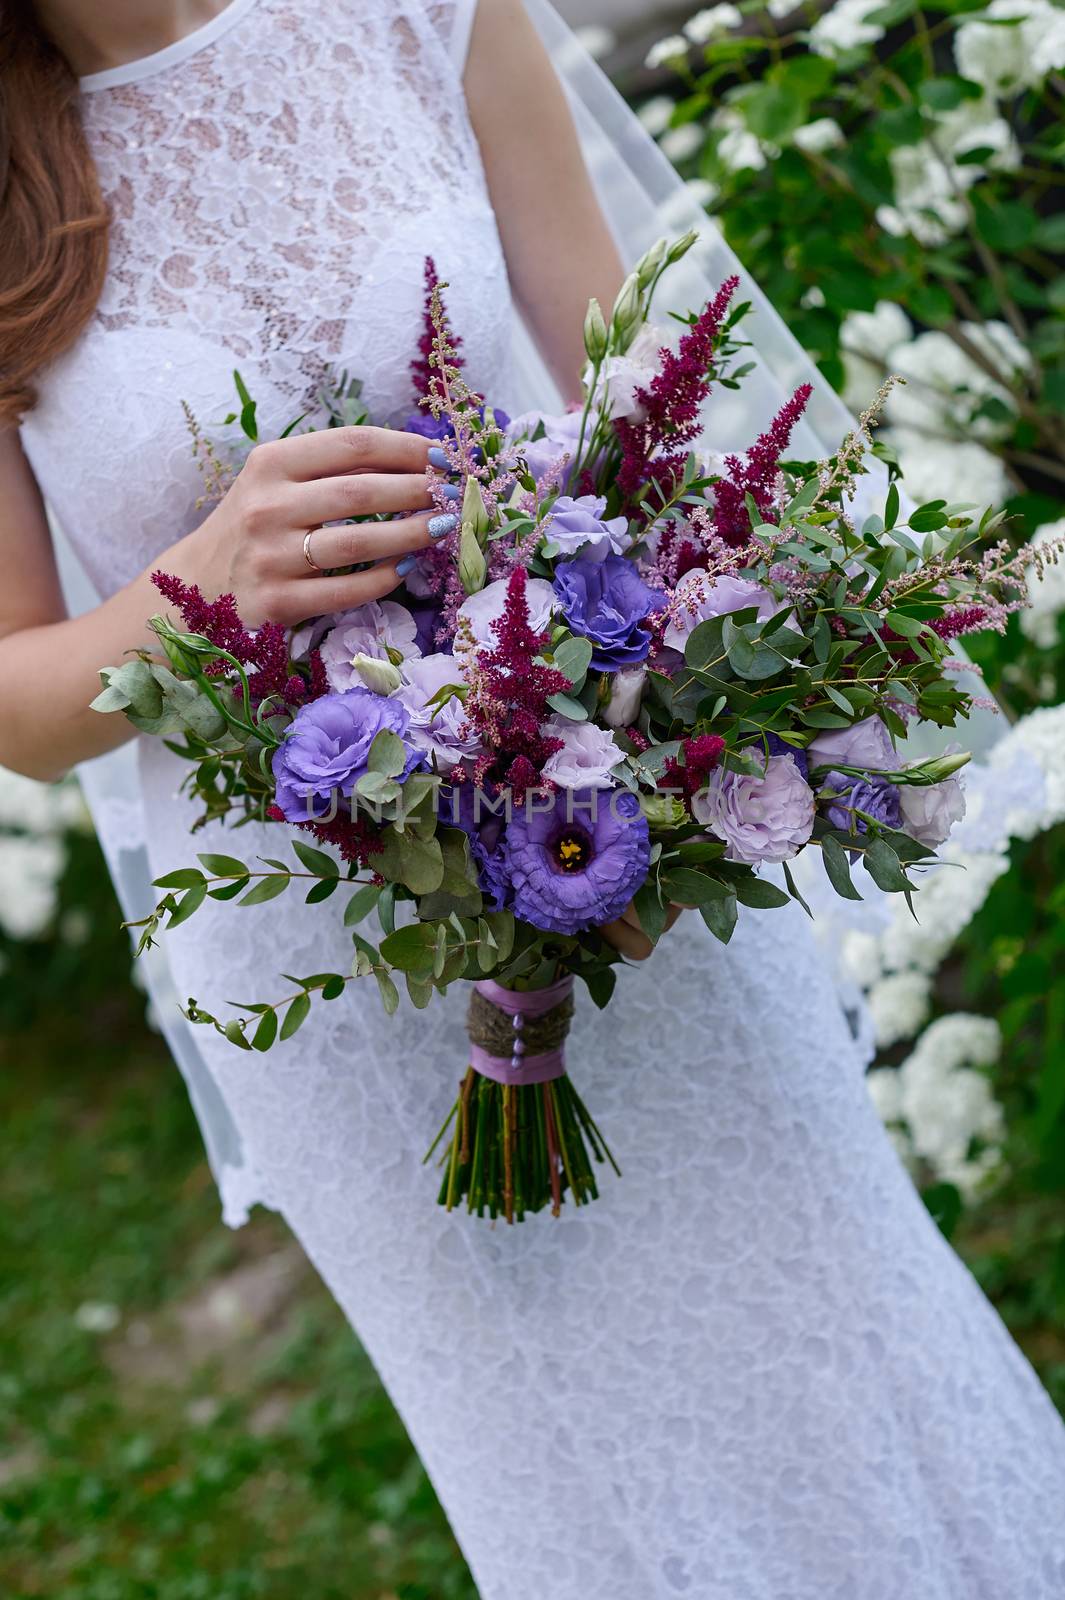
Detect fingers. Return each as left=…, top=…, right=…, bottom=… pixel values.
left=600, top=916, right=654, bottom=962
left=258, top=425, right=432, bottom=482
left=305, top=508, right=456, bottom=568
left=290, top=471, right=436, bottom=528
left=600, top=899, right=687, bottom=961
left=284, top=558, right=415, bottom=623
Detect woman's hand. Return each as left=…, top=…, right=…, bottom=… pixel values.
left=601, top=902, right=687, bottom=962
left=179, top=424, right=452, bottom=628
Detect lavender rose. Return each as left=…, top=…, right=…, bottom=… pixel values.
left=808, top=715, right=896, bottom=774
left=692, top=755, right=815, bottom=865
left=899, top=773, right=966, bottom=847
left=395, top=652, right=480, bottom=771
left=506, top=408, right=585, bottom=485
left=319, top=600, right=421, bottom=692
left=457, top=574, right=557, bottom=649
left=272, top=690, right=421, bottom=822
left=545, top=494, right=630, bottom=559
left=541, top=715, right=623, bottom=789
left=503, top=788, right=651, bottom=934
left=662, top=571, right=778, bottom=653
left=553, top=554, right=659, bottom=670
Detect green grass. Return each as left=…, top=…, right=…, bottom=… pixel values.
left=0, top=981, right=475, bottom=1600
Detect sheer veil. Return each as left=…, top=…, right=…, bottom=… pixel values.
left=52, top=0, right=1006, bottom=1223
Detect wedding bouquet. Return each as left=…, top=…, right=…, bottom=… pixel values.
left=93, top=234, right=1048, bottom=1224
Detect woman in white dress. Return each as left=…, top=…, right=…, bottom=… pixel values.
left=3, top=2, right=1065, bottom=1595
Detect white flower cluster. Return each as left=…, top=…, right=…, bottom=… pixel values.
left=0, top=767, right=90, bottom=943
left=954, top=0, right=1065, bottom=97
left=809, top=0, right=886, bottom=56
left=839, top=302, right=1025, bottom=509
left=1021, top=518, right=1065, bottom=651
left=840, top=704, right=1065, bottom=1006
left=868, top=1014, right=1005, bottom=1195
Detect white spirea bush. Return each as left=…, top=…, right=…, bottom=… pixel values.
left=0, top=767, right=89, bottom=941
left=868, top=1014, right=1005, bottom=1196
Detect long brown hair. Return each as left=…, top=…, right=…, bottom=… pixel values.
left=0, top=5, right=109, bottom=426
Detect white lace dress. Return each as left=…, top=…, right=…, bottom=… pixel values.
left=20, top=2, right=1065, bottom=1595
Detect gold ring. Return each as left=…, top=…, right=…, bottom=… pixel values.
left=302, top=528, right=323, bottom=573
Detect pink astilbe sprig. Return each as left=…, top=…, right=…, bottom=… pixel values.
left=265, top=805, right=383, bottom=869
left=712, top=384, right=814, bottom=545
left=614, top=276, right=739, bottom=503
left=459, top=565, right=569, bottom=800
left=151, top=571, right=297, bottom=705
left=411, top=256, right=463, bottom=404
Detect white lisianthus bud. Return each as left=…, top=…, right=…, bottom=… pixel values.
left=458, top=518, right=487, bottom=594
left=635, top=236, right=668, bottom=289
left=900, top=749, right=971, bottom=786
left=461, top=474, right=491, bottom=541
left=601, top=664, right=647, bottom=727
left=583, top=297, right=609, bottom=362
left=610, top=272, right=642, bottom=348
left=666, top=229, right=700, bottom=265
left=349, top=653, right=403, bottom=695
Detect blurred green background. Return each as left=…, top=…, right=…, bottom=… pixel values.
left=2, top=1, right=1064, bottom=1594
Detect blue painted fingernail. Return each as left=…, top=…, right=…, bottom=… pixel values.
left=439, top=481, right=462, bottom=501
left=427, top=446, right=449, bottom=469
left=428, top=512, right=458, bottom=540
left=397, top=555, right=418, bottom=576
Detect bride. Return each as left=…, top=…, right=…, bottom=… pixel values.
left=3, top=1, right=1064, bottom=1594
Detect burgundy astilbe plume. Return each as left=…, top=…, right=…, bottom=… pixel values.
left=712, top=384, right=813, bottom=545
left=461, top=565, right=569, bottom=800
left=265, top=805, right=383, bottom=868
left=410, top=255, right=463, bottom=403
left=151, top=571, right=317, bottom=705
left=663, top=733, right=726, bottom=803
left=614, top=276, right=739, bottom=503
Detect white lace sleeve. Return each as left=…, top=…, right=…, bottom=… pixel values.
left=424, top=0, right=479, bottom=68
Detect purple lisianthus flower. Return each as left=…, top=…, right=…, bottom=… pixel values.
left=503, top=788, right=650, bottom=935
left=395, top=652, right=480, bottom=771
left=408, top=600, right=445, bottom=656
left=808, top=716, right=896, bottom=774
left=553, top=555, right=659, bottom=671
left=404, top=410, right=452, bottom=441
left=437, top=783, right=510, bottom=910
left=272, top=690, right=421, bottom=822
left=821, top=772, right=902, bottom=835
left=692, top=755, right=815, bottom=866
left=545, top=494, right=630, bottom=559
left=662, top=571, right=779, bottom=653
left=765, top=732, right=809, bottom=782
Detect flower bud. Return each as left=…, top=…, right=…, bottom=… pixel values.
left=610, top=272, right=642, bottom=342
left=900, top=750, right=971, bottom=787
left=582, top=296, right=609, bottom=363
left=635, top=237, right=668, bottom=289
left=640, top=793, right=687, bottom=829
left=666, top=229, right=700, bottom=265
left=461, top=473, right=491, bottom=542
left=349, top=653, right=403, bottom=695
left=458, top=518, right=487, bottom=594
left=601, top=665, right=646, bottom=728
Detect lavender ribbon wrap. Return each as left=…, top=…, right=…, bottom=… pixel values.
left=468, top=975, right=575, bottom=1086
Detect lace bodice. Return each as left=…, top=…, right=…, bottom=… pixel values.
left=20, top=0, right=511, bottom=599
